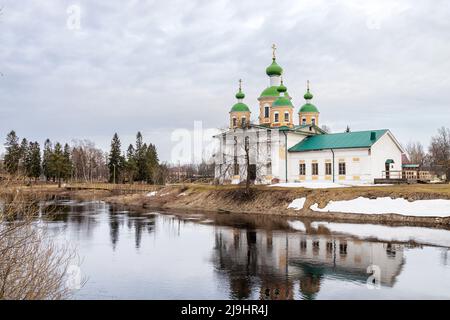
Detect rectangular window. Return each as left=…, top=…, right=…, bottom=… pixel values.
left=264, top=106, right=270, bottom=118
left=299, top=163, right=306, bottom=175
left=325, top=163, right=332, bottom=175
left=339, top=162, right=346, bottom=175
left=274, top=113, right=279, bottom=122
left=284, top=112, right=289, bottom=122
left=312, top=163, right=318, bottom=175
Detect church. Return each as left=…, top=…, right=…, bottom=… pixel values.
left=214, top=46, right=404, bottom=185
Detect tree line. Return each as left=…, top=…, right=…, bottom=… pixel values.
left=1, top=130, right=166, bottom=185
left=405, top=126, right=450, bottom=181
left=108, top=132, right=167, bottom=184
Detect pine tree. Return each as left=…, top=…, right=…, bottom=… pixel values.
left=51, top=142, right=66, bottom=187
left=25, top=142, right=42, bottom=181
left=124, top=144, right=137, bottom=183
left=146, top=143, right=159, bottom=184
left=135, top=132, right=147, bottom=182
left=108, top=133, right=123, bottom=183
left=4, top=130, right=21, bottom=175
left=19, top=138, right=29, bottom=175
left=63, top=143, right=72, bottom=181
left=42, top=139, right=53, bottom=181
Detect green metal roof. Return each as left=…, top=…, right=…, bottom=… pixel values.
left=260, top=86, right=281, bottom=97
left=272, top=96, right=293, bottom=107
left=299, top=103, right=319, bottom=113
left=230, top=102, right=250, bottom=112
left=289, top=129, right=388, bottom=152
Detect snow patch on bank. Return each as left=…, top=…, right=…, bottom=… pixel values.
left=287, top=198, right=306, bottom=210
left=287, top=220, right=306, bottom=231
left=311, top=221, right=450, bottom=248
left=310, top=197, right=450, bottom=217
left=146, top=191, right=157, bottom=197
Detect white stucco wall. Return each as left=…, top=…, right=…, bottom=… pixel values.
left=369, top=131, right=403, bottom=179
left=288, top=148, right=372, bottom=183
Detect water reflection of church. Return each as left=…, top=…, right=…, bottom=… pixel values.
left=213, top=228, right=405, bottom=300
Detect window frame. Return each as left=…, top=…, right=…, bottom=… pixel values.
left=274, top=112, right=279, bottom=123
left=299, top=163, right=306, bottom=175
left=339, top=162, right=346, bottom=175
left=325, top=162, right=332, bottom=175
left=312, top=163, right=319, bottom=175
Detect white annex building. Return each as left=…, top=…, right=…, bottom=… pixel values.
left=213, top=46, right=404, bottom=185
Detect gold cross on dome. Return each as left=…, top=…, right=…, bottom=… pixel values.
left=272, top=44, right=277, bottom=59
left=238, top=79, right=242, bottom=90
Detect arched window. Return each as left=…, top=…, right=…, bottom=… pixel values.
left=241, top=117, right=247, bottom=127
left=284, top=112, right=289, bottom=122
left=274, top=112, right=279, bottom=123
left=302, top=117, right=306, bottom=125
left=311, top=118, right=316, bottom=126
left=264, top=105, right=270, bottom=118
left=232, top=117, right=237, bottom=127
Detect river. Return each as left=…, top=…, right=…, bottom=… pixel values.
left=42, top=199, right=450, bottom=299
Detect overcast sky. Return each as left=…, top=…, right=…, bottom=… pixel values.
left=1, top=0, right=449, bottom=163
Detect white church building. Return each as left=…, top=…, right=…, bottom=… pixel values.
left=213, top=46, right=404, bottom=185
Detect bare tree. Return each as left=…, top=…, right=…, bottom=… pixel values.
left=405, top=141, right=427, bottom=166
left=428, top=127, right=450, bottom=181
left=0, top=181, right=79, bottom=299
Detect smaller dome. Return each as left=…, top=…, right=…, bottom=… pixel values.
left=266, top=59, right=283, bottom=76
left=231, top=102, right=250, bottom=112
left=277, top=83, right=287, bottom=93
left=299, top=103, right=319, bottom=113
left=235, top=90, right=245, bottom=99
left=304, top=90, right=313, bottom=100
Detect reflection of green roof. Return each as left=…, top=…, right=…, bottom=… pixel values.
left=289, top=130, right=388, bottom=152
left=230, top=102, right=250, bottom=112
left=299, top=103, right=319, bottom=113
left=272, top=96, right=293, bottom=107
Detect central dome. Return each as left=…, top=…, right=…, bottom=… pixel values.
left=266, top=59, right=283, bottom=76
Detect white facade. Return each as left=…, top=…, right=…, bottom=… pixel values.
left=214, top=128, right=404, bottom=184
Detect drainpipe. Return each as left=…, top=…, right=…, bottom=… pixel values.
left=331, top=148, right=335, bottom=183
left=283, top=131, right=288, bottom=182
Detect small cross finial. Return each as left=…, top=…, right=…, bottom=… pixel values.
left=307, top=80, right=310, bottom=91
left=280, top=76, right=284, bottom=85
left=271, top=44, right=277, bottom=59
left=238, top=78, right=242, bottom=91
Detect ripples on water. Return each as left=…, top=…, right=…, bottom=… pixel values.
left=40, top=200, right=450, bottom=300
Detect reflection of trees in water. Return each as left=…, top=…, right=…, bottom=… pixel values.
left=108, top=206, right=156, bottom=249
left=211, top=225, right=406, bottom=300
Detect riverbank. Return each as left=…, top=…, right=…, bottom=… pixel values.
left=5, top=183, right=450, bottom=227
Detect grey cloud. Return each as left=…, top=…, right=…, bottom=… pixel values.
left=1, top=0, right=449, bottom=160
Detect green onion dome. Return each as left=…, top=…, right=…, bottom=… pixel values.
left=231, top=102, right=250, bottom=112
left=299, top=103, right=319, bottom=113
left=304, top=90, right=313, bottom=100
left=277, top=82, right=287, bottom=93
left=235, top=89, right=245, bottom=99
left=266, top=59, right=283, bottom=76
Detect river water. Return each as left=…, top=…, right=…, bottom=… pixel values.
left=43, top=199, right=450, bottom=300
